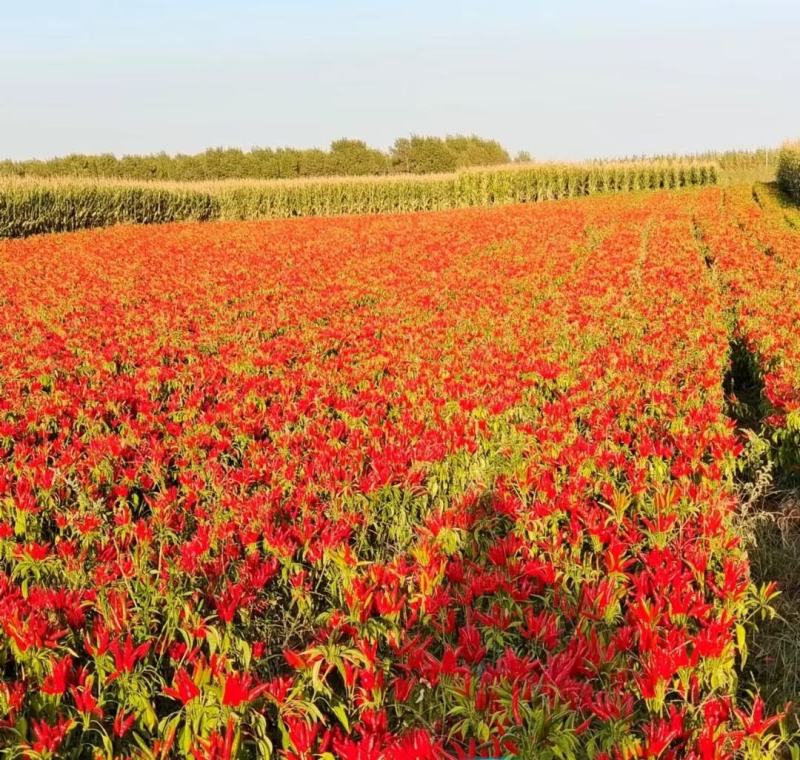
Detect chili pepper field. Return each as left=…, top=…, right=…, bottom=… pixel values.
left=1, top=182, right=800, bottom=758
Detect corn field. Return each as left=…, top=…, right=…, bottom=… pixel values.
left=0, top=160, right=718, bottom=238
left=777, top=141, right=800, bottom=202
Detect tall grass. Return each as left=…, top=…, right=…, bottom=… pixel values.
left=777, top=141, right=800, bottom=202
left=0, top=160, right=718, bottom=238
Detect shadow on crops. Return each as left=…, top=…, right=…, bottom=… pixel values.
left=725, top=337, right=800, bottom=719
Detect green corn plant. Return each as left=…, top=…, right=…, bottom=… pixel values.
left=777, top=140, right=800, bottom=202
left=0, top=160, right=719, bottom=238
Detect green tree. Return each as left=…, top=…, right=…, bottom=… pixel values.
left=390, top=136, right=457, bottom=174
left=327, top=139, right=390, bottom=175
left=444, top=135, right=510, bottom=167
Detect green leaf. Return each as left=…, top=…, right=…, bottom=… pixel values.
left=180, top=722, right=192, bottom=755
left=332, top=703, right=350, bottom=733
left=735, top=623, right=748, bottom=667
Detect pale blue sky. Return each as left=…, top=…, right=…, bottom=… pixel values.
left=2, top=0, right=798, bottom=161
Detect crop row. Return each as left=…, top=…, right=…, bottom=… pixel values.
left=0, top=161, right=718, bottom=238
left=0, top=188, right=794, bottom=758
left=694, top=184, right=800, bottom=471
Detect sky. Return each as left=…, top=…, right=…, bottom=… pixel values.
left=1, top=0, right=798, bottom=162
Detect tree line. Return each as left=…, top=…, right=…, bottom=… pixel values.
left=0, top=136, right=513, bottom=181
